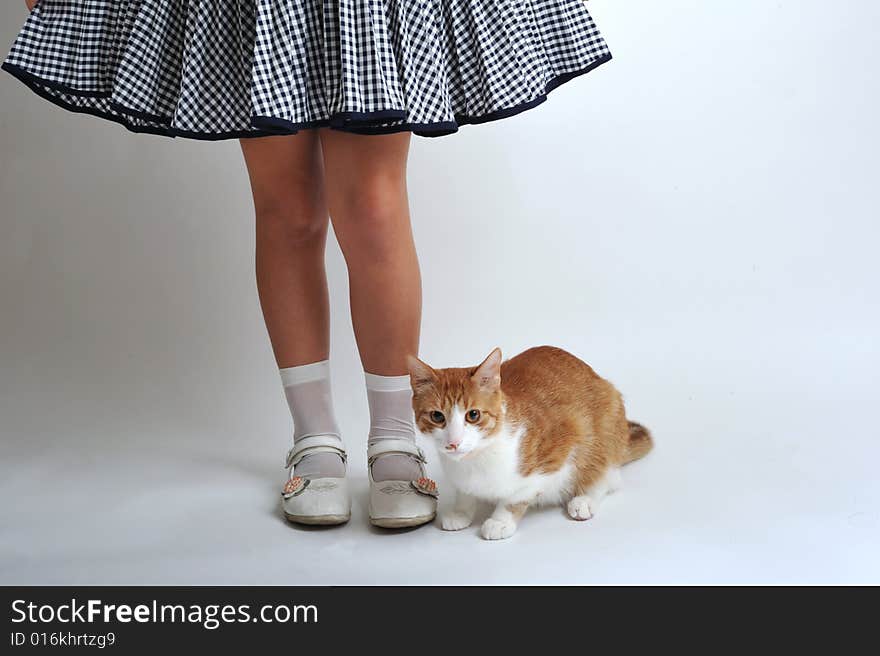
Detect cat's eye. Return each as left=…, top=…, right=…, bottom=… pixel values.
left=466, top=409, right=481, bottom=423
left=429, top=411, right=446, bottom=424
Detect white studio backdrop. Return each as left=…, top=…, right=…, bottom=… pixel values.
left=1, top=2, right=878, bottom=584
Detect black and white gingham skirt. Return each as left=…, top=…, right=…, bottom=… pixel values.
left=2, top=1, right=612, bottom=140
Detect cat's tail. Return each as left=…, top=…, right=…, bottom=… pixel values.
left=624, top=421, right=653, bottom=464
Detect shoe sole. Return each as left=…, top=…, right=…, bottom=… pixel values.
left=370, top=513, right=436, bottom=529
left=284, top=512, right=350, bottom=526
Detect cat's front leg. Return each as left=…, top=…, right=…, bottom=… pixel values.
left=441, top=490, right=477, bottom=531
left=481, top=501, right=529, bottom=541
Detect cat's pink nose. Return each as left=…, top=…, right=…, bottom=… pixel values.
left=445, top=442, right=460, bottom=451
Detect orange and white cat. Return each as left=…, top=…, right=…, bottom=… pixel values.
left=408, top=346, right=652, bottom=540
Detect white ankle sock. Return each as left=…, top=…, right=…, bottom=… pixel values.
left=280, top=360, right=345, bottom=479
left=365, top=372, right=422, bottom=482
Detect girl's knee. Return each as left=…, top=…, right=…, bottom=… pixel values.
left=332, top=179, right=409, bottom=255
left=254, top=192, right=327, bottom=245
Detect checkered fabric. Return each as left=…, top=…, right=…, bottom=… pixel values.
left=2, top=1, right=611, bottom=139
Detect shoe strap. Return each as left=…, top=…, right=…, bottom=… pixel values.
left=367, top=437, right=425, bottom=467
left=285, top=435, right=347, bottom=469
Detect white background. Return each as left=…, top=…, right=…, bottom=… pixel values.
left=1, top=1, right=878, bottom=584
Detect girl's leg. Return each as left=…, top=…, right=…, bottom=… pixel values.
left=240, top=133, right=330, bottom=367
left=240, top=134, right=344, bottom=482
left=318, top=130, right=421, bottom=375
left=319, top=130, right=424, bottom=484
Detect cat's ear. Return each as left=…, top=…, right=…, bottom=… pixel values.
left=472, top=348, right=502, bottom=391
left=407, top=354, right=436, bottom=390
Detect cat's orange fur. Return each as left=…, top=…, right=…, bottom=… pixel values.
left=413, top=345, right=651, bottom=492
left=410, top=346, right=652, bottom=537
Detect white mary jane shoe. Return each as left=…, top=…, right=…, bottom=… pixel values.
left=368, top=438, right=438, bottom=529
left=281, top=435, right=351, bottom=526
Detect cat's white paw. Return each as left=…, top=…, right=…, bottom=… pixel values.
left=567, top=496, right=594, bottom=521
left=441, top=511, right=474, bottom=531
left=481, top=517, right=516, bottom=540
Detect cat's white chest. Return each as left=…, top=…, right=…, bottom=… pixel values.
left=439, top=424, right=574, bottom=505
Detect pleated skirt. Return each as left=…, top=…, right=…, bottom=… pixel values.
left=2, top=1, right=612, bottom=139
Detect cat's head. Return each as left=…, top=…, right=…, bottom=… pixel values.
left=407, top=348, right=504, bottom=460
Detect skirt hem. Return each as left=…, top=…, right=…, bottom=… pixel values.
left=1, top=54, right=612, bottom=140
